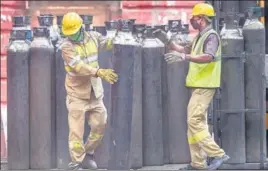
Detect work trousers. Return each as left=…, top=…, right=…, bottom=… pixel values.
left=187, top=88, right=225, bottom=168
left=66, top=92, right=107, bottom=163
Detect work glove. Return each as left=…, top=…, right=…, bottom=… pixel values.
left=152, top=29, right=171, bottom=45
left=164, top=51, right=187, bottom=64
left=96, top=68, right=118, bottom=84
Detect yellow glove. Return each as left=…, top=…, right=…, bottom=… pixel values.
left=97, top=68, right=118, bottom=84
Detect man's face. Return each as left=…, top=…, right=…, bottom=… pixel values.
left=190, top=15, right=203, bottom=30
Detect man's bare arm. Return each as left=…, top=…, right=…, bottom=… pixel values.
left=185, top=54, right=214, bottom=63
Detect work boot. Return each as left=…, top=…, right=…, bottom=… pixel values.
left=82, top=153, right=98, bottom=170
left=179, top=164, right=207, bottom=170
left=207, top=154, right=230, bottom=170
left=68, top=162, right=82, bottom=170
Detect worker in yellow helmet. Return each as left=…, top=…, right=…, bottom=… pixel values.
left=154, top=2, right=230, bottom=170
left=60, top=12, right=118, bottom=170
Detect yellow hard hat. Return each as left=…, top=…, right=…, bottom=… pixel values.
left=61, top=12, right=83, bottom=36
left=192, top=3, right=215, bottom=17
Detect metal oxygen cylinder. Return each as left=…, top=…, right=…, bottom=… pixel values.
left=243, top=7, right=266, bottom=166
left=165, top=20, right=191, bottom=164
left=90, top=20, right=117, bottom=169
left=29, top=27, right=56, bottom=169
left=12, top=16, right=32, bottom=41
left=54, top=15, right=70, bottom=169
left=141, top=27, right=165, bottom=166
left=219, top=14, right=246, bottom=164
left=109, top=19, right=143, bottom=170
left=80, top=15, right=93, bottom=31
left=7, top=21, right=31, bottom=170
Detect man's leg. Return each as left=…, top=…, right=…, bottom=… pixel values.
left=188, top=129, right=207, bottom=169
left=66, top=95, right=88, bottom=170
left=187, top=88, right=228, bottom=170
left=84, top=94, right=107, bottom=169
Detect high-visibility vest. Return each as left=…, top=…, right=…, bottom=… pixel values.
left=64, top=32, right=100, bottom=76
left=186, top=29, right=222, bottom=88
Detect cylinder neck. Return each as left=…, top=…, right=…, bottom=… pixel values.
left=33, top=27, right=50, bottom=38
left=38, top=14, right=54, bottom=27
left=10, top=30, right=28, bottom=40
left=224, top=14, right=238, bottom=29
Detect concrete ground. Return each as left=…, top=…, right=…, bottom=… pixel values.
left=1, top=159, right=268, bottom=170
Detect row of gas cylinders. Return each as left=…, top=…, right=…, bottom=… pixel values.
left=9, top=14, right=190, bottom=42
left=6, top=10, right=266, bottom=170
left=7, top=14, right=191, bottom=170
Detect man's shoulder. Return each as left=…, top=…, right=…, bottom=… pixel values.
left=85, top=30, right=101, bottom=39
left=61, top=38, right=73, bottom=49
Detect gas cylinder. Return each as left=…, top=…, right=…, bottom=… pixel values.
left=54, top=15, right=70, bottom=169
left=109, top=19, right=143, bottom=170
left=29, top=27, right=56, bottom=169
left=219, top=14, right=246, bottom=164
left=80, top=15, right=93, bottom=31
left=12, top=16, right=32, bottom=41
left=91, top=20, right=117, bottom=169
left=166, top=19, right=191, bottom=164
left=141, top=27, right=165, bottom=166
left=7, top=26, right=31, bottom=170
left=243, top=7, right=266, bottom=165
left=93, top=26, right=107, bottom=36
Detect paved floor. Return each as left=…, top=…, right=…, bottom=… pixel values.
left=1, top=162, right=268, bottom=170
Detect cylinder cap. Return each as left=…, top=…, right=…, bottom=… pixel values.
left=117, top=19, right=134, bottom=32
left=168, top=20, right=182, bottom=32
left=133, top=24, right=146, bottom=34
left=129, top=19, right=136, bottom=24
left=33, top=27, right=50, bottom=38
left=80, top=15, right=93, bottom=25
left=12, top=16, right=30, bottom=27
left=145, top=27, right=155, bottom=38
left=182, top=24, right=189, bottom=34
left=38, top=14, right=54, bottom=27
left=105, top=21, right=118, bottom=31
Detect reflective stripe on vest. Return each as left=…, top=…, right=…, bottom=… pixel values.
left=185, top=29, right=222, bottom=88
